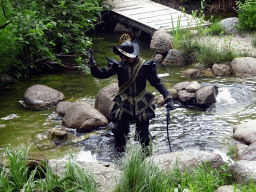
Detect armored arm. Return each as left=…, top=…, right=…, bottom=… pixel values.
left=88, top=53, right=117, bottom=79
left=146, top=60, right=174, bottom=109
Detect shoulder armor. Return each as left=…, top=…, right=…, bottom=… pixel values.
left=143, top=59, right=155, bottom=66
left=106, top=57, right=122, bottom=68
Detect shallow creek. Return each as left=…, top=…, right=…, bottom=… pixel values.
left=1, top=33, right=256, bottom=165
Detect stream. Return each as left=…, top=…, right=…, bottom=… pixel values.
left=1, top=33, right=256, bottom=165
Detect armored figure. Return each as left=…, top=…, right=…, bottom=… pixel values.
left=88, top=39, right=174, bottom=152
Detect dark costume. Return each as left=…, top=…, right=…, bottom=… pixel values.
left=88, top=40, right=173, bottom=152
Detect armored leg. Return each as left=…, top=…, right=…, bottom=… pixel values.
left=136, top=120, right=150, bottom=155
left=111, top=119, right=130, bottom=152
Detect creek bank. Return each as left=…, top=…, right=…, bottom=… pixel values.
left=147, top=17, right=256, bottom=77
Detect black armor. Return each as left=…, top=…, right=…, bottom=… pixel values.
left=88, top=40, right=173, bottom=153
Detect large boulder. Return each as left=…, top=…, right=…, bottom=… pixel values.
left=238, top=142, right=256, bottom=161
left=230, top=57, right=256, bottom=75
left=218, top=17, right=239, bottom=35
left=23, top=84, right=64, bottom=110
left=233, top=120, right=256, bottom=145
left=149, top=149, right=225, bottom=173
left=48, top=159, right=121, bottom=192
left=150, top=29, right=174, bottom=53
left=162, top=49, right=186, bottom=67
left=62, top=102, right=108, bottom=132
left=228, top=160, right=256, bottom=184
left=95, top=83, right=119, bottom=120
left=195, top=86, right=218, bottom=105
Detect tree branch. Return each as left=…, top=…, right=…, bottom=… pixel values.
left=0, top=21, right=11, bottom=29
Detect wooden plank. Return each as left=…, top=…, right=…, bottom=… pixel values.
left=115, top=5, right=170, bottom=16
left=105, top=0, right=210, bottom=35
left=132, top=12, right=190, bottom=21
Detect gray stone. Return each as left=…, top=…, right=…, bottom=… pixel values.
left=212, top=64, right=232, bottom=76
left=186, top=81, right=201, bottom=93
left=228, top=160, right=256, bottom=184
left=215, top=185, right=240, bottom=192
left=55, top=101, right=73, bottom=116
left=238, top=142, right=256, bottom=161
left=236, top=143, right=249, bottom=159
left=233, top=120, right=256, bottom=145
left=178, top=90, right=196, bottom=103
left=150, top=29, right=174, bottom=53
left=152, top=88, right=178, bottom=108
left=162, top=49, right=186, bottom=67
left=231, top=57, right=256, bottom=75
left=219, top=17, right=239, bottom=35
left=149, top=149, right=225, bottom=173
left=183, top=69, right=200, bottom=77
left=95, top=83, right=119, bottom=120
left=154, top=53, right=165, bottom=65
left=173, top=81, right=191, bottom=92
left=114, top=22, right=131, bottom=34
left=49, top=128, right=68, bottom=140
left=62, top=102, right=108, bottom=132
left=23, top=84, right=64, bottom=110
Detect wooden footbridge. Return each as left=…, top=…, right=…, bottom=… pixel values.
left=104, top=0, right=210, bottom=36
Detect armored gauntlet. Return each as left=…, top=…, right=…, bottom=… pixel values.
left=87, top=48, right=96, bottom=67
left=165, top=97, right=174, bottom=110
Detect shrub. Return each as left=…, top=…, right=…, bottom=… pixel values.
left=236, top=0, right=256, bottom=31
left=0, top=0, right=103, bottom=77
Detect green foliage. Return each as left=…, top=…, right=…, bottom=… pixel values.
left=252, top=32, right=256, bottom=47
left=0, top=0, right=103, bottom=77
left=208, top=19, right=224, bottom=35
left=236, top=0, right=256, bottom=31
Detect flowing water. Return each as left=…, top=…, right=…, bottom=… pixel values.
left=1, top=33, right=256, bottom=164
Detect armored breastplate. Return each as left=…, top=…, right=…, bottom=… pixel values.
left=112, top=58, right=154, bottom=117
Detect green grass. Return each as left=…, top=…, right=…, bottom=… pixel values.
left=0, top=146, right=97, bottom=192
left=114, top=145, right=236, bottom=192
left=252, top=33, right=256, bottom=47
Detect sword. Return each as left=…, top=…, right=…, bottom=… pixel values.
left=166, top=107, right=172, bottom=152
